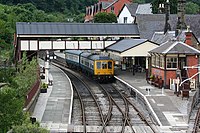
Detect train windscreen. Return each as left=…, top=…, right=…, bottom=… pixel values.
left=108, top=61, right=112, bottom=69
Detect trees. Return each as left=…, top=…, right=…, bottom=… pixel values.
left=94, top=12, right=117, bottom=23
left=0, top=87, right=24, bottom=132
left=0, top=53, right=40, bottom=132
left=151, top=0, right=200, bottom=14
left=185, top=2, right=199, bottom=14
left=151, top=0, right=177, bottom=14
left=12, top=113, right=48, bottom=133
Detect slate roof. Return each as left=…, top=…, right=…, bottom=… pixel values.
left=149, top=40, right=200, bottom=54
left=126, top=3, right=138, bottom=16
left=136, top=14, right=200, bottom=40
left=16, top=22, right=139, bottom=36
left=151, top=31, right=175, bottom=44
left=136, top=3, right=152, bottom=14
left=101, top=1, right=113, bottom=9
left=106, top=38, right=150, bottom=53
left=101, top=0, right=118, bottom=9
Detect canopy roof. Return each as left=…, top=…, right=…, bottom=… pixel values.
left=149, top=40, right=200, bottom=54
left=16, top=22, right=140, bottom=37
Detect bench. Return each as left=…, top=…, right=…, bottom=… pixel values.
left=181, top=83, right=190, bottom=100
left=148, top=75, right=163, bottom=89
left=182, top=89, right=189, bottom=100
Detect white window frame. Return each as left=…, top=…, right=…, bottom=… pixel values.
left=166, top=56, right=178, bottom=69
left=160, top=55, right=164, bottom=68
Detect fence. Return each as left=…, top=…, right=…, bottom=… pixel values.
left=24, top=79, right=41, bottom=111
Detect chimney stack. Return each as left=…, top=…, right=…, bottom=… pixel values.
left=185, top=26, right=192, bottom=46
left=164, top=0, right=171, bottom=34
left=175, top=0, right=187, bottom=37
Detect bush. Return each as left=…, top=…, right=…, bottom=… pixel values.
left=41, top=82, right=48, bottom=89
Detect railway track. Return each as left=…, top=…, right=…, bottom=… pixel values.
left=192, top=107, right=200, bottom=133
left=99, top=83, right=156, bottom=133
left=63, top=69, right=106, bottom=133
left=52, top=57, right=158, bottom=132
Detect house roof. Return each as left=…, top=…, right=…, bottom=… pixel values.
left=119, top=3, right=152, bottom=17
left=149, top=40, right=200, bottom=54
left=136, top=14, right=200, bottom=40
left=126, top=3, right=138, bottom=16
left=16, top=22, right=140, bottom=37
left=136, top=3, right=152, bottom=14
left=101, top=0, right=118, bottom=9
left=151, top=31, right=175, bottom=44
left=106, top=38, right=151, bottom=53
left=152, top=30, right=199, bottom=44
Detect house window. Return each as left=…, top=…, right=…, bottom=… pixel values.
left=124, top=17, right=127, bottom=23
left=156, top=55, right=160, bottom=67
left=166, top=57, right=177, bottom=69
left=111, top=6, right=114, bottom=12
left=160, top=55, right=164, bottom=68
left=151, top=55, right=156, bottom=66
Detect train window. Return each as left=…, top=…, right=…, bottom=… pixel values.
left=108, top=61, right=112, bottom=69
left=90, top=61, right=94, bottom=68
left=102, top=62, right=107, bottom=69
left=97, top=62, right=101, bottom=69
left=86, top=61, right=89, bottom=67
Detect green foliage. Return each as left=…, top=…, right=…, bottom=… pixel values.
left=13, top=52, right=38, bottom=97
left=12, top=113, right=49, bottom=133
left=185, top=2, right=200, bottom=14
left=0, top=0, right=98, bottom=14
left=94, top=12, right=117, bottom=23
left=41, top=82, right=48, bottom=89
left=151, top=0, right=200, bottom=14
left=0, top=87, right=25, bottom=132
left=0, top=52, right=44, bottom=132
left=151, top=0, right=177, bottom=14
left=133, top=0, right=145, bottom=4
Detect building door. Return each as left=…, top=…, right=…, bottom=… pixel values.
left=179, top=57, right=187, bottom=78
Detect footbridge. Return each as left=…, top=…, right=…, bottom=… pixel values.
left=15, top=22, right=140, bottom=59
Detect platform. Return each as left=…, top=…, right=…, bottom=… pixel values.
left=115, top=68, right=195, bottom=132
left=32, top=61, right=73, bottom=132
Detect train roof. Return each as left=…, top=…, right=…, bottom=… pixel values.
left=81, top=52, right=93, bottom=58
left=83, top=54, right=111, bottom=60
left=64, top=50, right=83, bottom=55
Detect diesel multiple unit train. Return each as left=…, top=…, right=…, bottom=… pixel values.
left=65, top=50, right=115, bottom=82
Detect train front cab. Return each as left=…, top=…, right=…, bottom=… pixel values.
left=94, top=60, right=114, bottom=82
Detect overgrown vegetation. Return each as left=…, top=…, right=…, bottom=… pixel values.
left=150, top=0, right=200, bottom=14
left=94, top=12, right=117, bottom=23
left=0, top=53, right=48, bottom=132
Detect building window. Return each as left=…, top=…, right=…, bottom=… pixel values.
left=124, top=17, right=127, bottom=23
left=111, top=6, right=114, bottom=12
left=166, top=57, right=177, bottom=69
left=160, top=55, right=164, bottom=68
left=151, top=55, right=156, bottom=66
left=155, top=55, right=160, bottom=67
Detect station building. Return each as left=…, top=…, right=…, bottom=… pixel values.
left=149, top=31, right=200, bottom=89
left=105, top=38, right=159, bottom=71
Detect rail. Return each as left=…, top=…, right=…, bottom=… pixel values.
left=114, top=76, right=162, bottom=126
left=192, top=108, right=200, bottom=133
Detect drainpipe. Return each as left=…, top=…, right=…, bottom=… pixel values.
left=164, top=54, right=167, bottom=88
